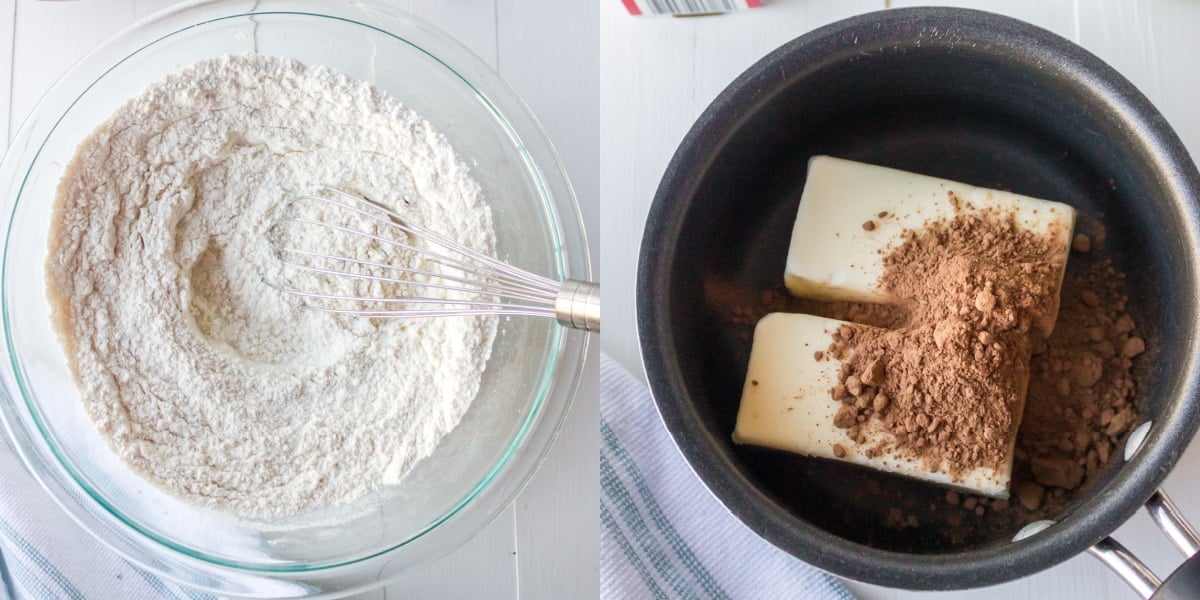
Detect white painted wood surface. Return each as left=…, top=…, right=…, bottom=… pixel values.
left=493, top=1, right=601, bottom=598
left=0, top=1, right=597, bottom=599
left=9, top=0, right=1200, bottom=597
left=0, top=0, right=12, bottom=147
left=600, top=1, right=1200, bottom=599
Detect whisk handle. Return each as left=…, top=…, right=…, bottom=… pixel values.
left=555, top=280, right=600, bottom=333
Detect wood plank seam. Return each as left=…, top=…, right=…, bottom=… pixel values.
left=512, top=502, right=522, bottom=599
left=3, top=0, right=15, bottom=144
left=492, top=0, right=500, bottom=73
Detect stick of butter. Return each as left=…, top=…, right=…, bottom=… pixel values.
left=785, top=156, right=1075, bottom=337
left=733, top=313, right=1014, bottom=497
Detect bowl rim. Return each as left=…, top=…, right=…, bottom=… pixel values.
left=636, top=6, right=1200, bottom=590
left=0, top=0, right=590, bottom=592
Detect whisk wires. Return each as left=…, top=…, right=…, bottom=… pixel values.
left=267, top=187, right=561, bottom=319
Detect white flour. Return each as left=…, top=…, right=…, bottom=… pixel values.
left=46, top=55, right=497, bottom=517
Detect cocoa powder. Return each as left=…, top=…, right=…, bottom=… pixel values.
left=825, top=208, right=1066, bottom=477
left=1014, top=255, right=1142, bottom=509
left=720, top=215, right=1143, bottom=537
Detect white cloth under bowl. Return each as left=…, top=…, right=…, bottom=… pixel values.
left=600, top=354, right=855, bottom=599
left=0, top=414, right=212, bottom=600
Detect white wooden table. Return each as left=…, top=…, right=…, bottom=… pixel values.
left=0, top=1, right=598, bottom=598
left=601, top=0, right=1200, bottom=599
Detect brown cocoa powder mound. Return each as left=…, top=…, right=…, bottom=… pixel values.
left=827, top=209, right=1066, bottom=477
left=1015, top=256, right=1141, bottom=504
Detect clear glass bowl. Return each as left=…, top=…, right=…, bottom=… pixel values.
left=0, top=1, right=590, bottom=597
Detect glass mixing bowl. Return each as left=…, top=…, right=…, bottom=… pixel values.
left=0, top=1, right=590, bottom=597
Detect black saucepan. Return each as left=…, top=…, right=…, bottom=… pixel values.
left=636, top=7, right=1200, bottom=592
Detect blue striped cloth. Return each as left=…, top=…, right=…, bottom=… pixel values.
left=0, top=425, right=212, bottom=599
left=600, top=354, right=855, bottom=600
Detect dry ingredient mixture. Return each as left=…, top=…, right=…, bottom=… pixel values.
left=47, top=55, right=496, bottom=517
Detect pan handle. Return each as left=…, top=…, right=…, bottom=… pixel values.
left=1088, top=535, right=1163, bottom=598
left=1014, top=518, right=1163, bottom=598
left=1145, top=490, right=1200, bottom=556
left=1152, top=553, right=1200, bottom=600
left=1013, top=422, right=1200, bottom=599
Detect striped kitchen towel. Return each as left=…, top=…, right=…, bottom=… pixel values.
left=0, top=427, right=212, bottom=599
left=600, top=354, right=855, bottom=600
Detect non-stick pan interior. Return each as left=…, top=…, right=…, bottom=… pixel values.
left=639, top=7, right=1200, bottom=588
left=690, top=56, right=1173, bottom=549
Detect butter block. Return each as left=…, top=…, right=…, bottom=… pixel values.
left=732, top=312, right=1013, bottom=497
left=785, top=156, right=1075, bottom=336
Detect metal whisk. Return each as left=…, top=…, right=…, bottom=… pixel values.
left=267, top=188, right=599, bottom=333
